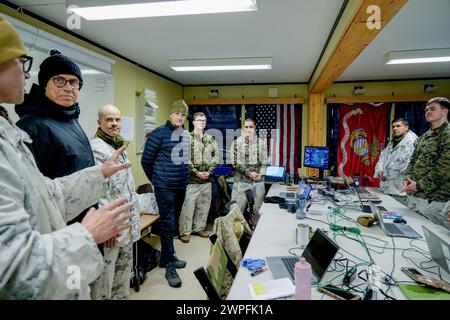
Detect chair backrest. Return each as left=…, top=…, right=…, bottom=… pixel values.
left=194, top=240, right=228, bottom=301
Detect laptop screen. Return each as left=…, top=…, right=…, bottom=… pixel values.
left=214, top=166, right=232, bottom=177
left=298, top=183, right=312, bottom=199
left=422, top=226, right=450, bottom=273
left=265, top=166, right=285, bottom=181
left=301, top=229, right=340, bottom=280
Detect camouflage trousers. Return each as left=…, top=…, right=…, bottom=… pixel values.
left=90, top=236, right=133, bottom=299
left=231, top=181, right=265, bottom=214
left=408, top=195, right=450, bottom=230
left=179, top=183, right=212, bottom=236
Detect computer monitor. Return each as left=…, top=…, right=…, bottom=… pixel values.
left=304, top=146, right=330, bottom=179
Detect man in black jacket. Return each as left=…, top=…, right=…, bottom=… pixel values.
left=15, top=50, right=95, bottom=224
left=141, top=99, right=190, bottom=287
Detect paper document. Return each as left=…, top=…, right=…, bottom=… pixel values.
left=248, top=278, right=294, bottom=300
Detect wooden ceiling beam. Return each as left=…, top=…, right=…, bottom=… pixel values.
left=185, top=97, right=304, bottom=105
left=310, top=0, right=408, bottom=94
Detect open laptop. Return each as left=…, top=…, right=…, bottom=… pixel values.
left=370, top=202, right=421, bottom=239
left=265, top=166, right=285, bottom=182
left=422, top=226, right=450, bottom=273
left=266, top=228, right=340, bottom=284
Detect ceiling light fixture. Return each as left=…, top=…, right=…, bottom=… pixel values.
left=67, top=0, right=258, bottom=21
left=385, top=48, right=450, bottom=64
left=169, top=57, right=272, bottom=72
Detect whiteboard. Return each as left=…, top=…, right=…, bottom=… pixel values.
left=3, top=46, right=115, bottom=139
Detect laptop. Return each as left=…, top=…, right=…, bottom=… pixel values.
left=265, top=166, right=285, bottom=182
left=422, top=226, right=450, bottom=273
left=370, top=202, right=421, bottom=239
left=266, top=228, right=340, bottom=284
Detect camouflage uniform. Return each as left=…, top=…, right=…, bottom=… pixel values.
left=89, top=137, right=141, bottom=299
left=405, top=121, right=450, bottom=229
left=231, top=135, right=268, bottom=213
left=179, top=132, right=219, bottom=236
left=0, top=116, right=106, bottom=299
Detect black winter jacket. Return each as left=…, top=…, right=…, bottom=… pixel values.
left=141, top=121, right=189, bottom=190
left=15, top=84, right=95, bottom=180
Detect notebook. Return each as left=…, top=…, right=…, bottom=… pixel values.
left=370, top=202, right=421, bottom=239
left=422, top=226, right=450, bottom=273
left=399, top=284, right=450, bottom=300
left=266, top=228, right=339, bottom=284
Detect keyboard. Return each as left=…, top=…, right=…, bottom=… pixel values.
left=281, top=256, right=299, bottom=280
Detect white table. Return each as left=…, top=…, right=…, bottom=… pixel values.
left=227, top=184, right=450, bottom=300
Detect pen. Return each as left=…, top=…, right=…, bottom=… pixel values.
left=251, top=268, right=267, bottom=277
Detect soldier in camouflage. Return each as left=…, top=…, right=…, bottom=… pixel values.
left=179, top=112, right=219, bottom=243
left=0, top=18, right=132, bottom=299
left=402, top=97, right=450, bottom=229
left=231, top=118, right=268, bottom=214
left=89, top=105, right=141, bottom=299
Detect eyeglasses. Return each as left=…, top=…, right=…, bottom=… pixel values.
left=194, top=119, right=206, bottom=123
left=51, top=76, right=82, bottom=90
left=19, top=55, right=33, bottom=73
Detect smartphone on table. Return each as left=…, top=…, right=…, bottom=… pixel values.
left=318, top=284, right=361, bottom=300
left=401, top=267, right=423, bottom=283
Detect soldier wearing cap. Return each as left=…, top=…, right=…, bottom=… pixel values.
left=402, top=97, right=450, bottom=229
left=0, top=17, right=132, bottom=299
left=141, top=99, right=190, bottom=288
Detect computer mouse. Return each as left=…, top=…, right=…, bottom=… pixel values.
left=393, top=218, right=407, bottom=224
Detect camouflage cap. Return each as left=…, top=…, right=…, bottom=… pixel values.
left=170, top=99, right=189, bottom=115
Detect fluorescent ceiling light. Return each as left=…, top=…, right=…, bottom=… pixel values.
left=169, top=57, right=272, bottom=71
left=385, top=48, right=450, bottom=64
left=67, top=0, right=258, bottom=20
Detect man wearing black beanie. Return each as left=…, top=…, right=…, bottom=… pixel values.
left=15, top=49, right=95, bottom=224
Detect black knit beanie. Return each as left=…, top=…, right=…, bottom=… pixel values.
left=38, top=49, right=83, bottom=89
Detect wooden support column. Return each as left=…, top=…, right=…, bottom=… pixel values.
left=306, top=92, right=324, bottom=177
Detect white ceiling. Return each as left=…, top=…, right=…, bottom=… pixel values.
left=4, top=0, right=450, bottom=86
left=338, top=0, right=450, bottom=81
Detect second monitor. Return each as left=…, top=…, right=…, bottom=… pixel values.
left=304, top=146, right=330, bottom=179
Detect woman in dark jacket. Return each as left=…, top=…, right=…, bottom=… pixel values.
left=15, top=50, right=95, bottom=223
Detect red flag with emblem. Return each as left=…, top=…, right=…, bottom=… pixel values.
left=337, top=103, right=388, bottom=187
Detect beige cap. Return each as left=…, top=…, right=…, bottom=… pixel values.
left=0, top=17, right=26, bottom=65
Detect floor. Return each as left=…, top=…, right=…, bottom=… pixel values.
left=129, top=228, right=211, bottom=300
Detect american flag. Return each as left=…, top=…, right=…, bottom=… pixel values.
left=254, top=104, right=301, bottom=176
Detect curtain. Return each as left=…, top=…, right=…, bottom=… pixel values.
left=246, top=104, right=302, bottom=179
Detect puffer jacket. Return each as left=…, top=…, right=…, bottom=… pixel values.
left=141, top=121, right=189, bottom=190
left=15, top=84, right=95, bottom=179
left=0, top=116, right=105, bottom=299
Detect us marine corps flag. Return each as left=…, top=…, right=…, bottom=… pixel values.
left=337, top=103, right=389, bottom=187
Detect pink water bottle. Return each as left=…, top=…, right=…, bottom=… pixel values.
left=294, top=257, right=312, bottom=300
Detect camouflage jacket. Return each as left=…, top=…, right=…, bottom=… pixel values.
left=231, top=135, right=268, bottom=183
left=0, top=116, right=105, bottom=299
left=188, top=131, right=219, bottom=184
left=90, top=137, right=141, bottom=243
left=404, top=121, right=450, bottom=202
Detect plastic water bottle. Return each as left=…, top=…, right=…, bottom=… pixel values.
left=294, top=257, right=312, bottom=300
left=295, top=195, right=307, bottom=219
